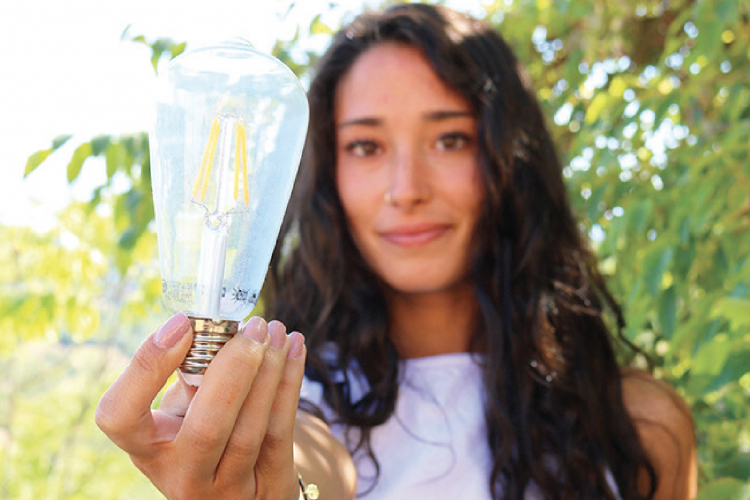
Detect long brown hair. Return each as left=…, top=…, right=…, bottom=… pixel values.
left=265, top=4, right=657, bottom=499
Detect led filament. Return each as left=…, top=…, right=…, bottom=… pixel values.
left=192, top=115, right=250, bottom=209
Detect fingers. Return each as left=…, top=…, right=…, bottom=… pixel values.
left=159, top=373, right=198, bottom=418
left=149, top=373, right=199, bottom=442
left=175, top=316, right=271, bottom=478
left=262, top=331, right=306, bottom=449
left=254, top=330, right=306, bottom=493
left=216, top=322, right=301, bottom=484
left=98, top=312, right=308, bottom=499
left=95, top=312, right=193, bottom=455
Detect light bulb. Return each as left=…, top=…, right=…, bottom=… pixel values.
left=150, top=39, right=309, bottom=386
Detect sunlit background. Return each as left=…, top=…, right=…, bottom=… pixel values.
left=1, top=0, right=748, bottom=498
left=0, top=0, right=405, bottom=230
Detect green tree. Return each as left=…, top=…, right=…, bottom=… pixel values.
left=494, top=0, right=750, bottom=490
left=14, top=0, right=750, bottom=496
left=0, top=204, right=165, bottom=499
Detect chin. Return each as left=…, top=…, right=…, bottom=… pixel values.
left=382, top=272, right=472, bottom=296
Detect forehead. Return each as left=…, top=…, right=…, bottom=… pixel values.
left=334, top=42, right=471, bottom=120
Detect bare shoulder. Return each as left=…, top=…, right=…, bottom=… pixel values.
left=620, top=368, right=698, bottom=500
left=294, top=410, right=357, bottom=500
left=620, top=368, right=693, bottom=426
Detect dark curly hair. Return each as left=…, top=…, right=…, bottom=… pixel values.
left=265, top=4, right=657, bottom=499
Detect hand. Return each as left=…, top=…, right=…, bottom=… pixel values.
left=95, top=312, right=306, bottom=500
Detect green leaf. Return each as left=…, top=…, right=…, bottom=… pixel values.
left=679, top=216, right=691, bottom=244
left=628, top=199, right=653, bottom=235
left=24, top=149, right=51, bottom=177
left=90, top=134, right=110, bottom=156
left=601, top=215, right=627, bottom=255
left=310, top=14, right=334, bottom=35
left=24, top=134, right=73, bottom=177
left=151, top=52, right=162, bottom=72
left=644, top=247, right=674, bottom=296
left=115, top=245, right=134, bottom=275
left=703, top=345, right=750, bottom=394
left=52, top=134, right=73, bottom=149
left=713, top=454, right=750, bottom=482
left=692, top=338, right=730, bottom=378
left=716, top=0, right=740, bottom=23
left=585, top=93, right=608, bottom=124
left=658, top=286, right=677, bottom=339
left=124, top=188, right=144, bottom=212
left=694, top=478, right=750, bottom=500
left=67, top=142, right=93, bottom=183
left=711, top=297, right=750, bottom=329
left=696, top=14, right=724, bottom=59
left=105, top=143, right=121, bottom=179
left=686, top=339, right=750, bottom=397
left=673, top=240, right=696, bottom=280
left=586, top=184, right=608, bottom=221
left=118, top=227, right=138, bottom=250
left=88, top=186, right=104, bottom=212
left=170, top=42, right=187, bottom=59
left=692, top=318, right=723, bottom=357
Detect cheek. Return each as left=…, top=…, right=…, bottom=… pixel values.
left=446, top=167, right=485, bottom=221
left=336, top=168, right=357, bottom=221
left=469, top=180, right=485, bottom=220
left=336, top=168, right=374, bottom=240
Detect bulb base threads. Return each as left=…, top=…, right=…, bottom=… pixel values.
left=179, top=317, right=239, bottom=386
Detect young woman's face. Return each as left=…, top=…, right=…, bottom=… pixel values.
left=335, top=42, right=484, bottom=295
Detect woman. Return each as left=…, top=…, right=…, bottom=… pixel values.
left=96, top=4, right=696, bottom=500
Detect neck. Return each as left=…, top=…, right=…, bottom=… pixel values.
left=386, top=283, right=480, bottom=359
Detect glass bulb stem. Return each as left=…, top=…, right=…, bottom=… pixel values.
left=192, top=113, right=243, bottom=320
left=195, top=221, right=228, bottom=319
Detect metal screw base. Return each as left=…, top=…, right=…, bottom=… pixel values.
left=179, top=317, right=239, bottom=383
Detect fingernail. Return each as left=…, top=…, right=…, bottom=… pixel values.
left=154, top=312, right=191, bottom=349
left=268, top=320, right=287, bottom=349
left=287, top=331, right=305, bottom=359
left=241, top=316, right=268, bottom=343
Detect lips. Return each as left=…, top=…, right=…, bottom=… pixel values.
left=380, top=223, right=451, bottom=247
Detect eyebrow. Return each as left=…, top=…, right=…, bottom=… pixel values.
left=337, top=109, right=474, bottom=129
left=424, top=110, right=474, bottom=121
left=337, top=117, right=382, bottom=129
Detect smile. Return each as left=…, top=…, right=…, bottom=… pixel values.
left=380, top=224, right=451, bottom=247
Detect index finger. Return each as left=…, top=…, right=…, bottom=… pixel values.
left=174, top=316, right=271, bottom=478
left=95, top=313, right=193, bottom=455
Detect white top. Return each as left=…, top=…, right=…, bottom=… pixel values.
left=301, top=351, right=619, bottom=499
left=301, top=352, right=497, bottom=499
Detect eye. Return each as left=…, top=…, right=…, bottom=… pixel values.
left=345, top=140, right=382, bottom=157
left=436, top=132, right=472, bottom=152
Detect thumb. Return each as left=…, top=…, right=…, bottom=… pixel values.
left=135, top=311, right=195, bottom=393
left=96, top=312, right=193, bottom=453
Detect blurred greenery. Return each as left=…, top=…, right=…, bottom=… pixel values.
left=5, top=0, right=749, bottom=497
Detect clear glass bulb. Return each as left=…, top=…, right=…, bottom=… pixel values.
left=150, top=39, right=309, bottom=386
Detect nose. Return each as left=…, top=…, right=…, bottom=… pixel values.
left=384, top=148, right=431, bottom=208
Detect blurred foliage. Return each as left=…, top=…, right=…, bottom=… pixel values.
left=6, top=0, right=749, bottom=497
left=0, top=204, right=163, bottom=499
left=499, top=0, right=750, bottom=491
